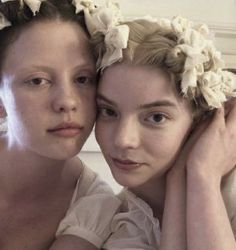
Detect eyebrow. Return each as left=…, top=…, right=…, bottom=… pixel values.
left=20, top=65, right=54, bottom=72
left=96, top=94, right=178, bottom=110
left=20, top=62, right=95, bottom=73
left=96, top=94, right=117, bottom=107
left=138, top=100, right=178, bottom=110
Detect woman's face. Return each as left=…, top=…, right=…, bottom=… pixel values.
left=95, top=63, right=193, bottom=188
left=0, top=20, right=96, bottom=159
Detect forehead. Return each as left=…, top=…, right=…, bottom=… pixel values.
left=2, top=20, right=94, bottom=71
left=99, top=63, right=183, bottom=105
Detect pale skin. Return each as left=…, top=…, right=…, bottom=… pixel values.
left=96, top=63, right=193, bottom=249
left=160, top=100, right=236, bottom=250
left=0, top=20, right=98, bottom=250
left=185, top=101, right=236, bottom=250
left=95, top=63, right=236, bottom=249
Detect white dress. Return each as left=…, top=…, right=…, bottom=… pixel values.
left=102, top=189, right=161, bottom=250
left=56, top=165, right=121, bottom=248
left=101, top=171, right=236, bottom=250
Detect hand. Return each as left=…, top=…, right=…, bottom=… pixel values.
left=186, top=98, right=236, bottom=182
left=167, top=113, right=207, bottom=181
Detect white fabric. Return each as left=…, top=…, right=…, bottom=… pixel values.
left=0, top=12, right=11, bottom=30
left=56, top=166, right=121, bottom=248
left=2, top=0, right=45, bottom=15
left=157, top=15, right=236, bottom=109
left=101, top=176, right=236, bottom=250
left=82, top=1, right=129, bottom=71
left=102, top=189, right=160, bottom=250
left=72, top=0, right=95, bottom=14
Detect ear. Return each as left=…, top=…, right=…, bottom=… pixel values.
left=0, top=98, right=7, bottom=118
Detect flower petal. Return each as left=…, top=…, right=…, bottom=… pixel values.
left=24, top=0, right=45, bottom=15
left=0, top=12, right=11, bottom=29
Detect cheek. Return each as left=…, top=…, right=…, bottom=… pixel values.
left=147, top=125, right=191, bottom=160
left=83, top=90, right=96, bottom=115
left=95, top=122, right=110, bottom=149
left=84, top=102, right=96, bottom=128
left=95, top=122, right=103, bottom=145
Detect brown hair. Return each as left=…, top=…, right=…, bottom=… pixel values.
left=0, top=0, right=89, bottom=72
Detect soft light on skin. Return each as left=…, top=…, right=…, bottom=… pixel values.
left=0, top=20, right=97, bottom=160
left=95, top=63, right=193, bottom=189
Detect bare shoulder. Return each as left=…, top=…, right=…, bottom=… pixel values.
left=64, top=156, right=85, bottom=183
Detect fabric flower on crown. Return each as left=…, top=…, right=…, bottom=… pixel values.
left=172, top=15, right=193, bottom=34
left=0, top=12, right=11, bottom=29
left=158, top=15, right=236, bottom=109
left=72, top=0, right=95, bottom=14
left=200, top=71, right=227, bottom=108
left=177, top=43, right=208, bottom=92
left=1, top=0, right=45, bottom=15
left=82, top=0, right=129, bottom=70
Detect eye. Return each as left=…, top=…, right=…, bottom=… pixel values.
left=25, top=77, right=51, bottom=86
left=75, top=74, right=95, bottom=87
left=145, top=113, right=167, bottom=124
left=97, top=106, right=118, bottom=119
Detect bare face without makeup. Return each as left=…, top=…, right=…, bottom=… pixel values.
left=95, top=63, right=193, bottom=188
left=0, top=20, right=96, bottom=160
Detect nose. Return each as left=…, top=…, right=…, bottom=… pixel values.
left=52, top=83, right=78, bottom=113
left=114, top=118, right=140, bottom=149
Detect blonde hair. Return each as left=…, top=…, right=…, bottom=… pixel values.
left=92, top=19, right=212, bottom=117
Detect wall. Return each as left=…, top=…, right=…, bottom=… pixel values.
left=94, top=0, right=236, bottom=68
left=82, top=0, right=236, bottom=192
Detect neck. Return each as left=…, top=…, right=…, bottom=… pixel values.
left=131, top=174, right=167, bottom=221
left=0, top=137, right=79, bottom=200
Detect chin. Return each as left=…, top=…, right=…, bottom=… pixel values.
left=111, top=171, right=145, bottom=189
left=35, top=144, right=82, bottom=161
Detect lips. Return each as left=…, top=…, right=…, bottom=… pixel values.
left=112, top=157, right=143, bottom=171
left=47, top=122, right=83, bottom=137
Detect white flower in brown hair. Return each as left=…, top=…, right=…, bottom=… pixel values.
left=24, top=0, right=45, bottom=15
left=84, top=0, right=129, bottom=70
left=0, top=12, right=11, bottom=30
left=2, top=0, right=45, bottom=15
left=72, top=0, right=95, bottom=14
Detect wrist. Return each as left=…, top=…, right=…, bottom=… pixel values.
left=166, top=168, right=186, bottom=192
left=167, top=167, right=186, bottom=183
left=187, top=167, right=221, bottom=190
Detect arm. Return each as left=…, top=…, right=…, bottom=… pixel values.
left=160, top=168, right=187, bottom=250
left=160, top=120, right=201, bottom=250
left=187, top=168, right=235, bottom=250
left=49, top=235, right=98, bottom=250
left=186, top=100, right=236, bottom=250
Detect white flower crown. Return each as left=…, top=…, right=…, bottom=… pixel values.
left=1, top=0, right=46, bottom=15
left=78, top=1, right=236, bottom=109
left=157, top=16, right=236, bottom=108
left=0, top=0, right=235, bottom=109
left=0, top=0, right=92, bottom=19
left=79, top=0, right=129, bottom=70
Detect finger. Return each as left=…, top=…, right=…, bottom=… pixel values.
left=173, top=119, right=209, bottom=170
left=224, top=99, right=233, bottom=117
left=209, top=107, right=225, bottom=129
left=183, top=118, right=210, bottom=155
